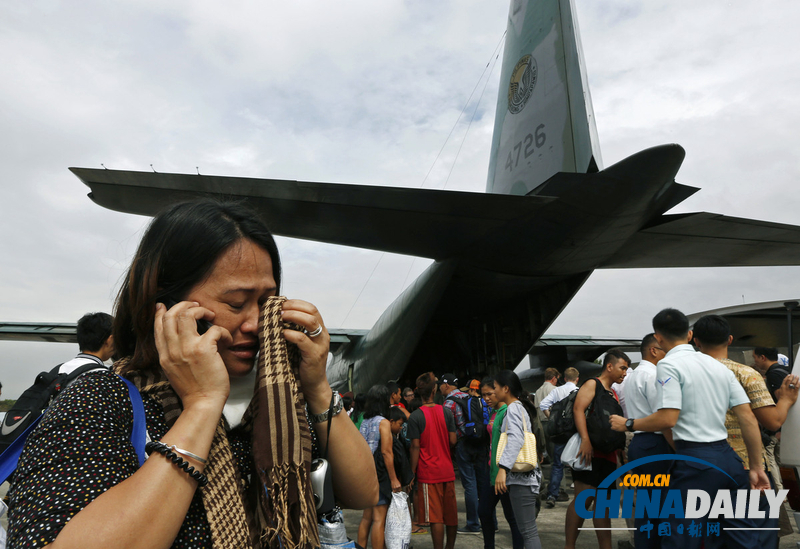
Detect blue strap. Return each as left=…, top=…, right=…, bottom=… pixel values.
left=0, top=415, right=44, bottom=485
left=121, top=377, right=147, bottom=466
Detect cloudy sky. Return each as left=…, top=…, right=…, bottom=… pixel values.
left=1, top=0, right=799, bottom=399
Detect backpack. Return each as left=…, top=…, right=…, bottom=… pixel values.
left=0, top=361, right=108, bottom=456
left=584, top=378, right=626, bottom=453
left=546, top=389, right=579, bottom=444
left=0, top=365, right=147, bottom=485
left=445, top=394, right=488, bottom=445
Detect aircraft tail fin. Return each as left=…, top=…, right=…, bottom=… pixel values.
left=487, top=0, right=602, bottom=196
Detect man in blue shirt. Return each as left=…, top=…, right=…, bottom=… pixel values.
left=539, top=367, right=579, bottom=508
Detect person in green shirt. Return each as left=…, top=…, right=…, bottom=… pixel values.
left=351, top=392, right=366, bottom=430
left=479, top=377, right=523, bottom=549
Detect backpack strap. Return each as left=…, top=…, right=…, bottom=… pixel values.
left=0, top=416, right=44, bottom=485
left=502, top=400, right=530, bottom=434
left=120, top=377, right=147, bottom=467
left=61, top=362, right=107, bottom=385
left=464, top=396, right=473, bottom=422
left=445, top=394, right=470, bottom=420
left=582, top=378, right=602, bottom=414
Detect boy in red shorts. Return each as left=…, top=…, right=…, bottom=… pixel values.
left=408, top=372, right=458, bottom=549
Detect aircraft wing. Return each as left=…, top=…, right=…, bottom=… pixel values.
left=328, top=328, right=369, bottom=354
left=0, top=322, right=77, bottom=344
left=70, top=168, right=554, bottom=260
left=0, top=321, right=371, bottom=353
left=600, top=212, right=800, bottom=268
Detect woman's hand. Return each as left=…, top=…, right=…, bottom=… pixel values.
left=495, top=468, right=507, bottom=495
left=391, top=478, right=402, bottom=493
left=154, top=301, right=232, bottom=410
left=281, top=299, right=332, bottom=414
left=578, top=438, right=593, bottom=467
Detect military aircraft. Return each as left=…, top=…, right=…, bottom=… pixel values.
left=8, top=0, right=800, bottom=392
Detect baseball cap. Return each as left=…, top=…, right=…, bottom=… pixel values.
left=440, top=373, right=458, bottom=386
left=469, top=379, right=480, bottom=390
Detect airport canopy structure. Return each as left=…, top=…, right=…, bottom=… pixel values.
left=687, top=299, right=800, bottom=362
left=0, top=322, right=78, bottom=344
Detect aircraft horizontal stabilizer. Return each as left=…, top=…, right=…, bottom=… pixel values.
left=70, top=168, right=554, bottom=260
left=601, top=212, right=800, bottom=268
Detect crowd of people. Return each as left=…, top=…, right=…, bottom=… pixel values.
left=351, top=369, right=545, bottom=549
left=350, top=308, right=800, bottom=549
left=2, top=199, right=797, bottom=549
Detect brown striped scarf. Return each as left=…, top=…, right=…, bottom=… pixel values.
left=118, top=296, right=318, bottom=549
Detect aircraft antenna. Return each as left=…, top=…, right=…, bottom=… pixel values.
left=400, top=257, right=416, bottom=292
left=339, top=254, right=386, bottom=327
left=442, top=45, right=503, bottom=190
left=341, top=32, right=506, bottom=326
left=419, top=31, right=506, bottom=189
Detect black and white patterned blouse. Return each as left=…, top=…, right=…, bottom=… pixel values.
left=7, top=369, right=255, bottom=548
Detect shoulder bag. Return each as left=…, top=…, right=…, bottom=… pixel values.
left=495, top=401, right=538, bottom=472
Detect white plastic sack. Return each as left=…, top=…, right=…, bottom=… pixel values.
left=0, top=498, right=7, bottom=549
left=385, top=491, right=411, bottom=549
left=318, top=508, right=356, bottom=549
left=561, top=432, right=592, bottom=471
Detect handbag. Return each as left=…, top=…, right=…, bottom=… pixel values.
left=495, top=401, right=538, bottom=472
left=561, top=432, right=592, bottom=471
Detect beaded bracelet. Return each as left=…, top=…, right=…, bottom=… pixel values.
left=145, top=441, right=209, bottom=487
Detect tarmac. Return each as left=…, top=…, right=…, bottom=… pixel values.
left=342, top=461, right=800, bottom=549
left=2, top=462, right=800, bottom=547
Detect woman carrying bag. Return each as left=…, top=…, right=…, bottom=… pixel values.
left=357, top=385, right=403, bottom=549
left=480, top=377, right=524, bottom=549
left=493, top=370, right=543, bottom=549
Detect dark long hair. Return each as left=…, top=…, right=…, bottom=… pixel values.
left=113, top=199, right=282, bottom=374
left=350, top=393, right=367, bottom=425
left=495, top=369, right=537, bottom=426
left=363, top=385, right=391, bottom=420
left=495, top=369, right=523, bottom=397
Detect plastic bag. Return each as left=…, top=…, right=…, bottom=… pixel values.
left=561, top=432, right=592, bottom=471
left=385, top=491, right=411, bottom=549
left=0, top=498, right=7, bottom=548
left=318, top=507, right=356, bottom=549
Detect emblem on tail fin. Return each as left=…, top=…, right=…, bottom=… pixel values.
left=507, top=54, right=537, bottom=114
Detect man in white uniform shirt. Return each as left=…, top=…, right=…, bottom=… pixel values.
left=611, top=308, right=769, bottom=549
left=539, top=367, right=579, bottom=508
left=622, top=333, right=669, bottom=548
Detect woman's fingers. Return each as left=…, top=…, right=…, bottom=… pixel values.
left=281, top=300, right=330, bottom=352
left=281, top=299, right=333, bottom=412
left=158, top=301, right=209, bottom=361
left=153, top=300, right=230, bottom=406
left=282, top=302, right=326, bottom=336
left=153, top=303, right=168, bottom=356
left=282, top=298, right=323, bottom=318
